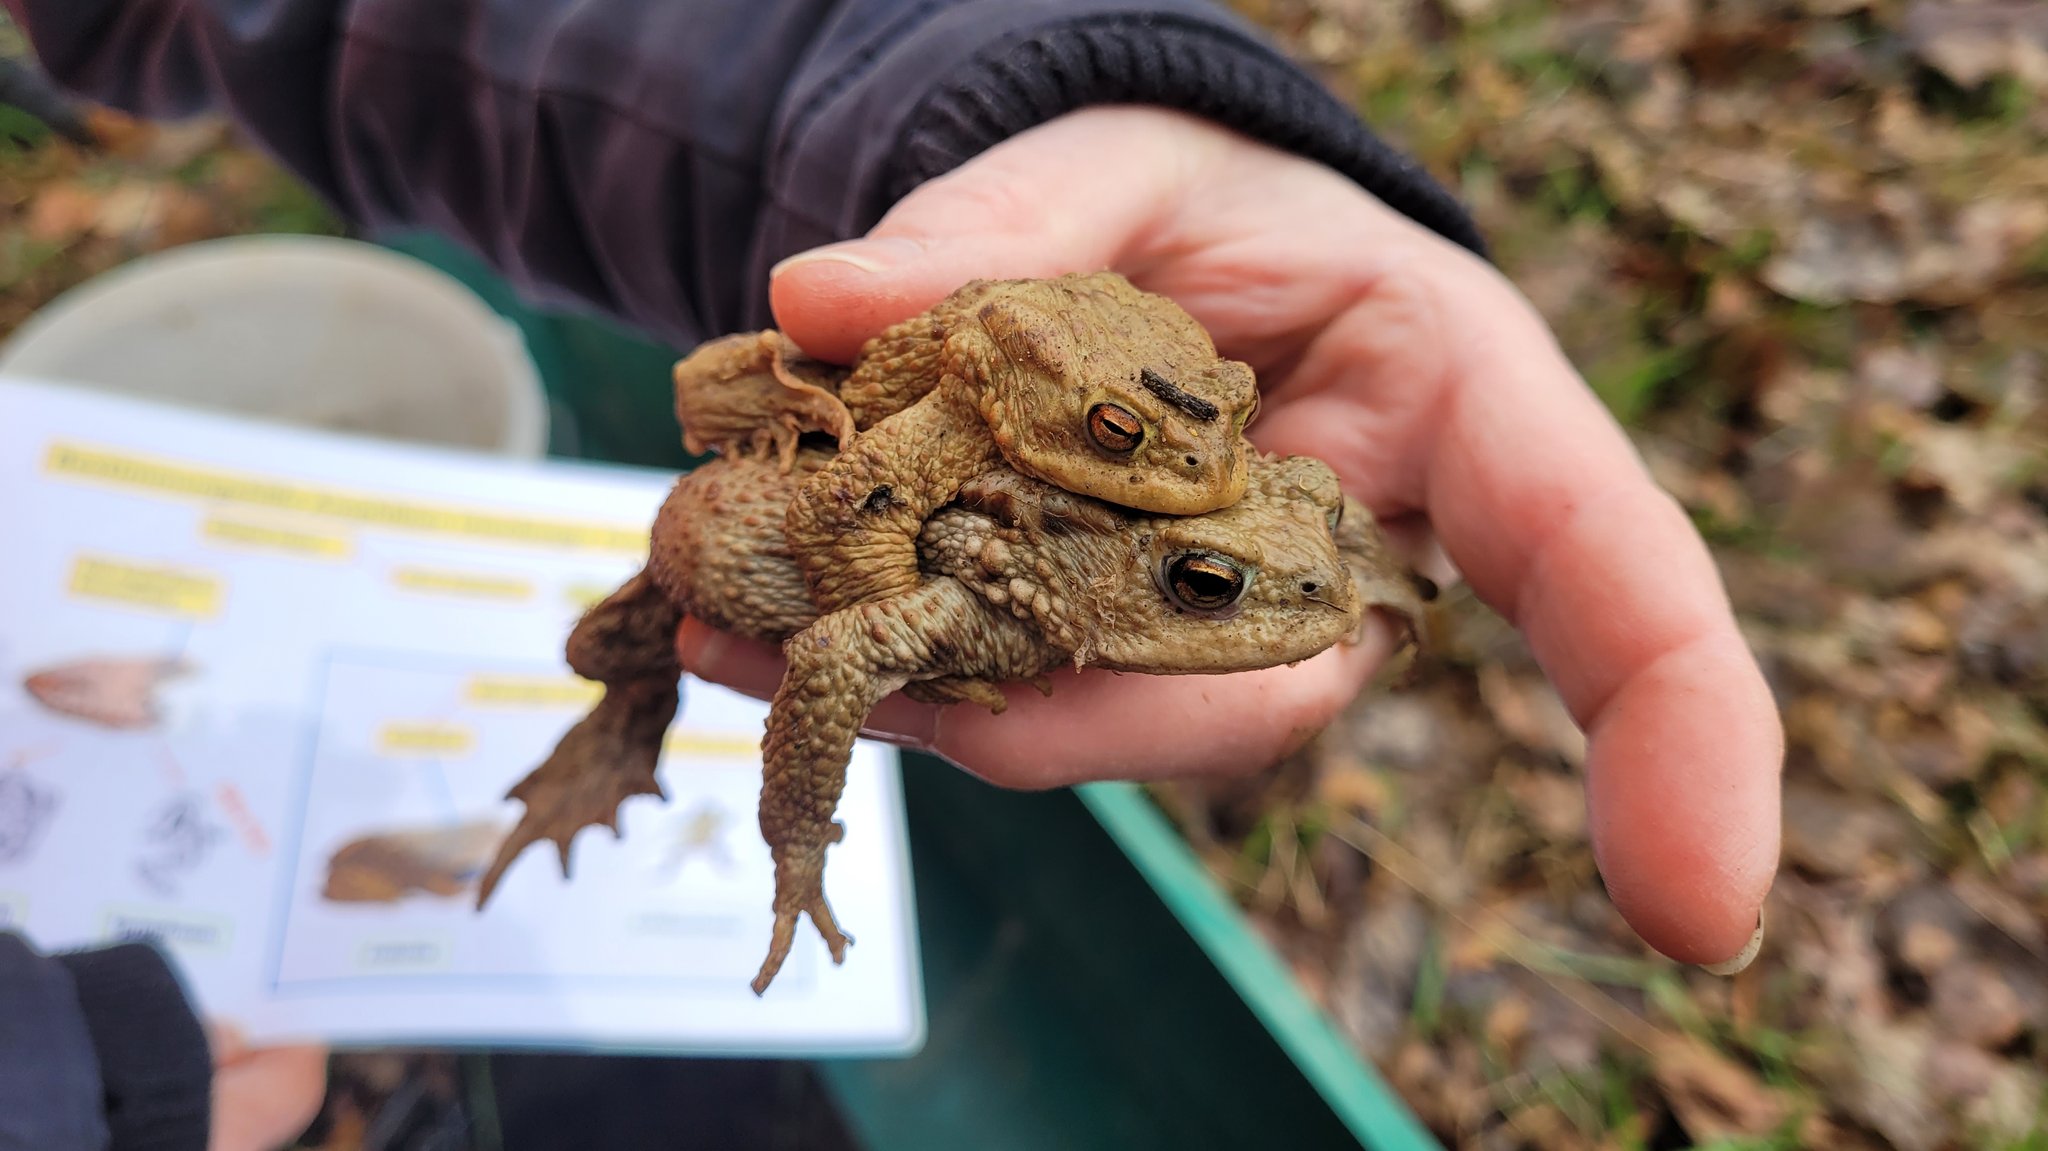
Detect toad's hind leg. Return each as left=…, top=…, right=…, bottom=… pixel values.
left=751, top=579, right=1043, bottom=995
left=476, top=571, right=681, bottom=907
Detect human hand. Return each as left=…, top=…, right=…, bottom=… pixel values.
left=680, top=106, right=1781, bottom=969
left=206, top=1024, right=326, bottom=1151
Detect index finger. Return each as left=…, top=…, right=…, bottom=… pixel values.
left=1247, top=219, right=1782, bottom=968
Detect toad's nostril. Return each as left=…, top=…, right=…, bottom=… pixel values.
left=1184, top=454, right=1200, bottom=468
left=1301, top=582, right=1318, bottom=594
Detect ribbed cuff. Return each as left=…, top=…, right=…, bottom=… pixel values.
left=892, top=13, right=1488, bottom=258
left=52, top=943, right=212, bottom=1151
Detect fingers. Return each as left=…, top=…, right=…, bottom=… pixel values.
left=204, top=1020, right=249, bottom=1065
left=767, top=107, right=1215, bottom=362
left=1585, top=632, right=1781, bottom=964
left=1245, top=214, right=1782, bottom=966
left=928, top=633, right=1394, bottom=788
left=205, top=1023, right=327, bottom=1151
left=1428, top=286, right=1780, bottom=966
left=677, top=614, right=1402, bottom=788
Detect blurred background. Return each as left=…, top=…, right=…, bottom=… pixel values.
left=2, top=0, right=2043, bottom=1147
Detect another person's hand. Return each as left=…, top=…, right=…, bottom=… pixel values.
left=680, top=106, right=1781, bottom=969
left=206, top=1024, right=326, bottom=1151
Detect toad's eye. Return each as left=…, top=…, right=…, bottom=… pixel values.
left=1161, top=552, right=1250, bottom=615
left=1088, top=403, right=1144, bottom=454
left=1328, top=500, right=1344, bottom=533
left=1237, top=391, right=1261, bottom=432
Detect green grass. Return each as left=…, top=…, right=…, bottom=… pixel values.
left=0, top=102, right=51, bottom=153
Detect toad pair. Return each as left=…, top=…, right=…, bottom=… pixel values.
left=475, top=273, right=1423, bottom=994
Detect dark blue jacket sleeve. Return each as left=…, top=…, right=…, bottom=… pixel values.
left=1, top=0, right=1482, bottom=352
left=0, top=934, right=213, bottom=1151
left=0, top=933, right=110, bottom=1151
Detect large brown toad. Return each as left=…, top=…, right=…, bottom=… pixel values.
left=679, top=273, right=1263, bottom=619
left=475, top=444, right=1421, bottom=995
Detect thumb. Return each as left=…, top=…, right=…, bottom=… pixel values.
left=766, top=107, right=1203, bottom=362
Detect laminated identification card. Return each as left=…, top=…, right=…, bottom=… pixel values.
left=0, top=378, right=924, bottom=1054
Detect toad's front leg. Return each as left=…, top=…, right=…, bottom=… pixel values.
left=783, top=382, right=1002, bottom=614
left=751, top=579, right=1044, bottom=995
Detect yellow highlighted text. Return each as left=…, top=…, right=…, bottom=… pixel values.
left=392, top=567, right=532, bottom=602
left=68, top=555, right=221, bottom=617
left=203, top=515, right=351, bottom=560
left=45, top=441, right=645, bottom=555
left=466, top=675, right=603, bottom=709
left=378, top=722, right=474, bottom=757
left=663, top=731, right=762, bottom=762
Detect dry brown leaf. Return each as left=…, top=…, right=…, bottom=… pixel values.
left=91, top=181, right=164, bottom=236
left=1315, top=755, right=1394, bottom=818
left=1499, top=1102, right=1599, bottom=1151
left=1904, top=0, right=2048, bottom=90
left=24, top=182, right=107, bottom=245
left=1833, top=1019, right=1947, bottom=1151
left=1782, top=781, right=1916, bottom=877
left=81, top=106, right=152, bottom=155
left=1948, top=873, right=2048, bottom=956
left=1332, top=692, right=1454, bottom=773
left=1501, top=767, right=1588, bottom=844
left=1762, top=198, right=2048, bottom=307
left=1898, top=919, right=1962, bottom=972
left=1856, top=344, right=1945, bottom=411
left=1648, top=1033, right=1788, bottom=1142
left=1924, top=1042, right=2048, bottom=1145
left=1906, top=423, right=2033, bottom=516
left=1876, top=703, right=1988, bottom=787
left=1476, top=667, right=1587, bottom=766
left=1929, top=960, right=2028, bottom=1048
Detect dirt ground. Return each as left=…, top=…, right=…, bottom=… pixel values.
left=2, top=2, right=2043, bottom=1147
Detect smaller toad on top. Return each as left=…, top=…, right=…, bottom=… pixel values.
left=678, top=272, right=1262, bottom=615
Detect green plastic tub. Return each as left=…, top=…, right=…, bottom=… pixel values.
left=384, top=232, right=1442, bottom=1151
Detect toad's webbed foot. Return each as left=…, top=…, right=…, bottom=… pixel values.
left=750, top=579, right=1046, bottom=993
left=751, top=822, right=852, bottom=995
left=478, top=571, right=683, bottom=907
left=475, top=674, right=678, bottom=907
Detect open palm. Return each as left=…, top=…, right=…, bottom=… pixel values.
left=680, top=106, right=1781, bottom=970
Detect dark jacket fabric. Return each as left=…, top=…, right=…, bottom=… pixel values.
left=2, top=0, right=1482, bottom=353
left=0, top=934, right=212, bottom=1151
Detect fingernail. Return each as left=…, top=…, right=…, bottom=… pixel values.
left=771, top=237, right=924, bottom=279
left=1699, top=909, right=1766, bottom=976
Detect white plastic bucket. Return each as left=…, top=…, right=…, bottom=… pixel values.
left=0, top=235, right=548, bottom=457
